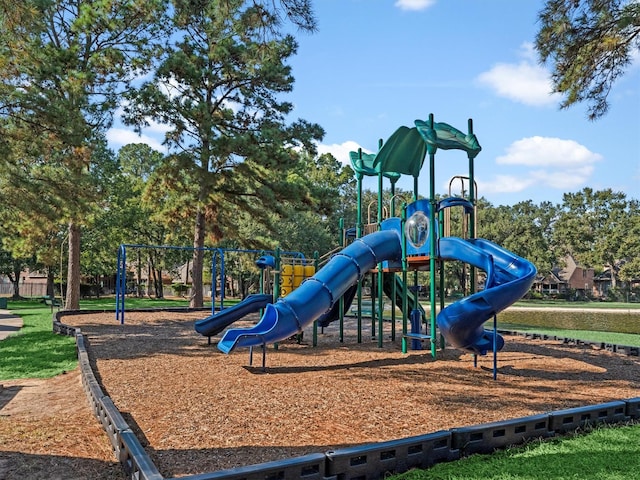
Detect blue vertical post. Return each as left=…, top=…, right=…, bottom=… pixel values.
left=356, top=150, right=363, bottom=343
left=338, top=218, right=345, bottom=343
left=313, top=250, right=320, bottom=346
left=115, top=245, right=122, bottom=322
left=493, top=314, right=498, bottom=380
left=212, top=250, right=219, bottom=311
left=116, top=244, right=127, bottom=324
left=220, top=250, right=226, bottom=309
left=410, top=308, right=422, bottom=350
left=212, top=251, right=217, bottom=311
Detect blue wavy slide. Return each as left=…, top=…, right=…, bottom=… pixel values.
left=195, top=294, right=273, bottom=338
left=217, top=230, right=403, bottom=353
left=436, top=237, right=537, bottom=355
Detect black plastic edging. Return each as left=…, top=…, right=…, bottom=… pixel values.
left=324, top=430, right=458, bottom=480
left=548, top=401, right=629, bottom=434
left=450, top=413, right=551, bottom=455
left=497, top=329, right=640, bottom=356
left=173, top=453, right=327, bottom=480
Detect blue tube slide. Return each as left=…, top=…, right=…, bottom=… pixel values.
left=217, top=230, right=402, bottom=353
left=195, top=294, right=273, bottom=338
left=436, top=237, right=537, bottom=355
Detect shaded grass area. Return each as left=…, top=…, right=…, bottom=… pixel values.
left=0, top=301, right=77, bottom=380
left=393, top=423, right=640, bottom=480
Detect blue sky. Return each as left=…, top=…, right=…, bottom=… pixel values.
left=107, top=0, right=640, bottom=207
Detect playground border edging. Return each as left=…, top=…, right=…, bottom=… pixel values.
left=497, top=329, right=640, bottom=356
left=53, top=310, right=640, bottom=480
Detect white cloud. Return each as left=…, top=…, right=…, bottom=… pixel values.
left=394, top=0, right=436, bottom=11
left=476, top=174, right=536, bottom=194
left=479, top=136, right=602, bottom=194
left=142, top=118, right=172, bottom=137
left=477, top=42, right=562, bottom=107
left=496, top=136, right=603, bottom=167
left=316, top=140, right=373, bottom=166
left=106, top=128, right=166, bottom=152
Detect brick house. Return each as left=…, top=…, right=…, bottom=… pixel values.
left=534, top=255, right=595, bottom=298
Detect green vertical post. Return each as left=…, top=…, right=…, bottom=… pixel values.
left=428, top=114, right=437, bottom=358
left=438, top=209, right=446, bottom=350
left=389, top=181, right=397, bottom=341
left=356, top=150, right=363, bottom=343
left=467, top=119, right=477, bottom=294
left=401, top=204, right=409, bottom=354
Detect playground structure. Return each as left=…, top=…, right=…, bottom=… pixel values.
left=115, top=244, right=310, bottom=325
left=215, top=114, right=537, bottom=369
left=195, top=250, right=317, bottom=342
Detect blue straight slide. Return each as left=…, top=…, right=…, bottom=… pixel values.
left=195, top=293, right=273, bottom=338
left=436, top=237, right=537, bottom=355
left=217, top=230, right=403, bottom=353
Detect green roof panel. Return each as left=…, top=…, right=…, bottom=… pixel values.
left=373, top=126, right=427, bottom=178
left=415, top=119, right=481, bottom=157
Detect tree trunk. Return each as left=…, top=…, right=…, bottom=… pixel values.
left=155, top=268, right=164, bottom=298
left=65, top=222, right=81, bottom=310
left=10, top=270, right=20, bottom=299
left=46, top=269, right=55, bottom=298
left=136, top=250, right=143, bottom=297
left=148, top=253, right=162, bottom=298
left=190, top=209, right=205, bottom=308
left=609, top=263, right=617, bottom=289
left=147, top=259, right=153, bottom=298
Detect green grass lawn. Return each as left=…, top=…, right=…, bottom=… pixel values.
left=0, top=297, right=216, bottom=381
left=0, top=300, right=77, bottom=380
left=392, top=423, right=640, bottom=480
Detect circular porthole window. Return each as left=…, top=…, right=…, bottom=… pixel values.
left=405, top=211, right=429, bottom=248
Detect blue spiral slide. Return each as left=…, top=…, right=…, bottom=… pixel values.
left=216, top=231, right=536, bottom=356
left=436, top=237, right=537, bottom=355
left=217, top=230, right=403, bottom=353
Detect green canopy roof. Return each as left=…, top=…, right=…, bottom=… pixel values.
left=373, top=126, right=427, bottom=178
left=349, top=150, right=401, bottom=182
left=349, top=117, right=481, bottom=182
left=415, top=119, right=481, bottom=158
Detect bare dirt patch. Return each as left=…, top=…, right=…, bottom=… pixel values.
left=55, top=310, right=640, bottom=479
left=0, top=370, right=123, bottom=480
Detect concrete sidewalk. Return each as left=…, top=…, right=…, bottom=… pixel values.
left=0, top=310, right=23, bottom=341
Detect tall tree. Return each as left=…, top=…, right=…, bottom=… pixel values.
left=479, top=200, right=558, bottom=275
left=617, top=199, right=640, bottom=287
left=0, top=0, right=167, bottom=309
left=553, top=187, right=629, bottom=288
left=124, top=0, right=323, bottom=308
left=536, top=0, right=640, bottom=119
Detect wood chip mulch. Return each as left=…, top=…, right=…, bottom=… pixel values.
left=58, top=310, right=640, bottom=478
